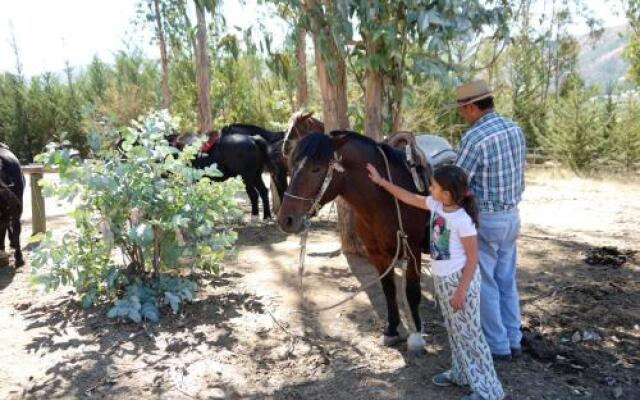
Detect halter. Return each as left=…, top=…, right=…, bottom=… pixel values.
left=284, top=152, right=344, bottom=218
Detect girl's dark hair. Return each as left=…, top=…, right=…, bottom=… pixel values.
left=432, top=165, right=479, bottom=227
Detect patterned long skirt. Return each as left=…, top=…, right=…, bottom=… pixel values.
left=434, top=269, right=505, bottom=400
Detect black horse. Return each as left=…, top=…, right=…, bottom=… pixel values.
left=181, top=126, right=284, bottom=220
left=221, top=124, right=288, bottom=203
left=0, top=143, right=25, bottom=267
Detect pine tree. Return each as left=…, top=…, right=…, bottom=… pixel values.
left=613, top=102, right=640, bottom=172
left=540, top=88, right=606, bottom=172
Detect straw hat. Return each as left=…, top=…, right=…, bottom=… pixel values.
left=444, top=80, right=494, bottom=110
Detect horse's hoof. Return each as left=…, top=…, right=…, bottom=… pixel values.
left=383, top=335, right=401, bottom=347
left=407, top=332, right=426, bottom=355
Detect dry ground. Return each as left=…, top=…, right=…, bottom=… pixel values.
left=0, top=170, right=638, bottom=399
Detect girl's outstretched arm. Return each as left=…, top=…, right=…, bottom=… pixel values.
left=366, top=163, right=429, bottom=210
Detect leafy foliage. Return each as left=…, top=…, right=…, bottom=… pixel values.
left=1, top=0, right=639, bottom=174
left=31, top=110, right=242, bottom=322
left=537, top=88, right=608, bottom=172
left=612, top=101, right=640, bottom=172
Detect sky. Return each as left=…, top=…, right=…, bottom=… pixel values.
left=0, top=0, right=629, bottom=78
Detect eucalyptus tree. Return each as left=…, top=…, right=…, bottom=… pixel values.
left=266, top=0, right=508, bottom=253
left=623, top=0, right=640, bottom=84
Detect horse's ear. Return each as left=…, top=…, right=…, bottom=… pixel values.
left=303, top=111, right=314, bottom=119
left=331, top=131, right=350, bottom=150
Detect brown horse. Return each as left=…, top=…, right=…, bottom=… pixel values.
left=282, top=111, right=325, bottom=161
left=277, top=130, right=429, bottom=352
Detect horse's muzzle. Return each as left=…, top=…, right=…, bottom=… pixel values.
left=277, top=213, right=306, bottom=234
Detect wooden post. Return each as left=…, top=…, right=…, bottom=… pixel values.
left=23, top=165, right=50, bottom=236
left=30, top=171, right=46, bottom=235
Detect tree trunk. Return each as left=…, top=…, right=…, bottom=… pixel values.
left=364, top=38, right=384, bottom=141
left=195, top=1, right=212, bottom=132
left=391, top=77, right=404, bottom=133
left=295, top=24, right=309, bottom=110
left=178, top=0, right=197, bottom=61
left=153, top=0, right=171, bottom=110
left=307, top=0, right=364, bottom=256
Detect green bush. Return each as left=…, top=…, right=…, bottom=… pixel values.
left=31, top=110, right=242, bottom=322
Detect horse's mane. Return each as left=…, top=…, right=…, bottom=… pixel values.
left=292, top=132, right=333, bottom=166
left=329, top=130, right=407, bottom=168
left=292, top=130, right=407, bottom=171
left=222, top=124, right=284, bottom=143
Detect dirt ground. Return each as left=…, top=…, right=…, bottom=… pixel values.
left=0, top=170, right=638, bottom=400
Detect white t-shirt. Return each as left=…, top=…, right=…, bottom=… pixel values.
left=425, top=196, right=477, bottom=276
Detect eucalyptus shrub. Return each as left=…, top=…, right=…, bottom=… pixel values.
left=31, top=110, right=242, bottom=322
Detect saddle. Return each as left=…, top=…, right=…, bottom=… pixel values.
left=386, top=132, right=457, bottom=193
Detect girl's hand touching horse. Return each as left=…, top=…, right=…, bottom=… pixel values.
left=366, top=163, right=385, bottom=186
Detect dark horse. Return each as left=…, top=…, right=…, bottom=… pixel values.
left=0, top=144, right=25, bottom=267
left=220, top=124, right=288, bottom=205
left=182, top=126, right=284, bottom=220
left=277, top=131, right=428, bottom=352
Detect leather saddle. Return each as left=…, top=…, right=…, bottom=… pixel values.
left=386, top=132, right=457, bottom=193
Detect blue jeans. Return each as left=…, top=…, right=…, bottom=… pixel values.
left=477, top=209, right=522, bottom=355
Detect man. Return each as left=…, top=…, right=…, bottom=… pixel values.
left=450, top=80, right=527, bottom=361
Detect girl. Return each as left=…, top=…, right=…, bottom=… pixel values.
left=367, top=163, right=504, bottom=400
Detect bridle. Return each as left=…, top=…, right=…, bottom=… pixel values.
left=283, top=152, right=344, bottom=219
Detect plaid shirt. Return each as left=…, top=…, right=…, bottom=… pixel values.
left=456, top=112, right=526, bottom=213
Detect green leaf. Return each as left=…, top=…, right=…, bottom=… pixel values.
left=141, top=302, right=159, bottom=322
left=164, top=291, right=181, bottom=314
left=128, top=309, right=142, bottom=323
left=107, top=306, right=120, bottom=319
left=129, top=223, right=154, bottom=245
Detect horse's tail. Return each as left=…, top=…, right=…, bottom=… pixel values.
left=254, top=134, right=288, bottom=200
left=251, top=135, right=273, bottom=172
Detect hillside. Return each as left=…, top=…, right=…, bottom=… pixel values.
left=578, top=25, right=630, bottom=88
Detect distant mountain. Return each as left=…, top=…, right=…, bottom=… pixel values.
left=578, top=25, right=630, bottom=89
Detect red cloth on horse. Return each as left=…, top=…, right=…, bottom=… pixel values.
left=201, top=130, right=220, bottom=153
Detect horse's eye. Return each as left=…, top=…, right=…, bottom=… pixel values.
left=311, top=166, right=322, bottom=173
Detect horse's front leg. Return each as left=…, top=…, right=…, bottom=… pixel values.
left=405, top=250, right=425, bottom=354
left=380, top=271, right=401, bottom=346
